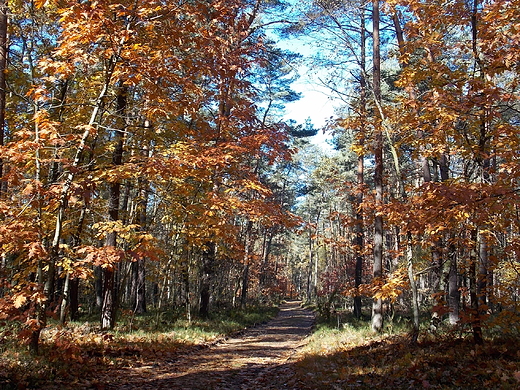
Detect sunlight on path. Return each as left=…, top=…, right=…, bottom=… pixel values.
left=106, top=301, right=315, bottom=389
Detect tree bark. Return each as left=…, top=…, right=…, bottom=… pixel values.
left=199, top=242, right=216, bottom=318
left=448, top=241, right=460, bottom=325
left=407, top=232, right=420, bottom=342
left=259, top=227, right=274, bottom=288
left=59, top=272, right=71, bottom=324
left=353, top=5, right=366, bottom=319
left=0, top=0, right=6, bottom=196
left=101, top=83, right=127, bottom=329
left=470, top=0, right=485, bottom=344
left=131, top=175, right=149, bottom=314
left=306, top=223, right=315, bottom=301
left=131, top=259, right=147, bottom=314
left=371, top=0, right=384, bottom=333
left=240, top=220, right=253, bottom=308
left=69, top=278, right=80, bottom=321
left=470, top=230, right=484, bottom=344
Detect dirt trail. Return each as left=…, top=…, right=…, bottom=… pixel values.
left=105, top=301, right=315, bottom=389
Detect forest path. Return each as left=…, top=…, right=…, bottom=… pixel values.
left=104, top=300, right=315, bottom=389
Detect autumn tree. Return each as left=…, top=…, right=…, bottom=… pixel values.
left=280, top=0, right=520, bottom=344
left=378, top=0, right=520, bottom=342
left=0, top=0, right=300, bottom=352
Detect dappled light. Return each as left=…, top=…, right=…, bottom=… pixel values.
left=293, top=332, right=520, bottom=389
left=2, top=0, right=520, bottom=387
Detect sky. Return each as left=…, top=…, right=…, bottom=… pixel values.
left=282, top=72, right=337, bottom=127
left=261, top=1, right=350, bottom=152
left=278, top=47, right=340, bottom=152
left=265, top=6, right=344, bottom=153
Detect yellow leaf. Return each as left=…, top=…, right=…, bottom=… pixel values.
left=13, top=293, right=27, bottom=309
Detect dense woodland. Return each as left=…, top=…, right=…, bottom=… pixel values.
left=0, top=0, right=519, bottom=357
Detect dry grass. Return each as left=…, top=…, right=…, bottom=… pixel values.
left=292, top=312, right=520, bottom=389
left=0, top=305, right=279, bottom=389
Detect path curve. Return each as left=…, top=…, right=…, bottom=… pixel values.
left=106, top=300, right=315, bottom=389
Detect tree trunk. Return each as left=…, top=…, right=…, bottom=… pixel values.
left=101, top=262, right=117, bottom=330
left=470, top=230, right=484, bottom=344
left=69, top=278, right=80, bottom=321
left=95, top=266, right=103, bottom=308
left=407, top=232, right=420, bottom=341
left=259, top=228, right=274, bottom=288
left=240, top=220, right=253, bottom=308
left=131, top=175, right=148, bottom=314
left=371, top=0, right=384, bottom=333
left=240, top=264, right=249, bottom=308
left=132, top=258, right=146, bottom=314
left=448, top=241, right=460, bottom=325
left=477, top=160, right=490, bottom=310
left=59, top=272, right=71, bottom=324
left=179, top=252, right=192, bottom=322
left=306, top=228, right=314, bottom=301
left=354, top=6, right=366, bottom=320
left=0, top=0, right=6, bottom=196
left=101, top=83, right=127, bottom=329
left=199, top=242, right=216, bottom=318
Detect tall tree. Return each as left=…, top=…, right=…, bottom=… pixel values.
left=353, top=1, right=367, bottom=320
left=101, top=82, right=127, bottom=330
left=371, top=0, right=384, bottom=333
left=0, top=0, right=6, bottom=196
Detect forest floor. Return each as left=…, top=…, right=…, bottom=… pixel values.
left=4, top=301, right=520, bottom=389
left=93, top=300, right=316, bottom=389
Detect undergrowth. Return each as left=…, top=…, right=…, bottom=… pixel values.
left=292, top=309, right=520, bottom=389
left=0, top=304, right=278, bottom=389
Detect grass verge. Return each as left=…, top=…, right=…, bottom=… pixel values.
left=290, top=311, right=520, bottom=389
left=0, top=304, right=279, bottom=389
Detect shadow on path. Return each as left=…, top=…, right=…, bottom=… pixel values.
left=106, top=301, right=315, bottom=389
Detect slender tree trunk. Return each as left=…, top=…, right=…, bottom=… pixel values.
left=101, top=83, right=127, bottom=329
left=59, top=272, right=71, bottom=324
left=393, top=11, right=429, bottom=337
left=259, top=228, right=274, bottom=287
left=470, top=230, right=484, bottom=344
left=69, top=278, right=79, bottom=321
left=439, top=154, right=449, bottom=182
left=182, top=253, right=192, bottom=323
left=407, top=232, right=420, bottom=342
left=478, top=159, right=490, bottom=310
left=95, top=266, right=103, bottom=308
left=240, top=264, right=249, bottom=307
left=131, top=259, right=146, bottom=314
left=132, top=175, right=148, bottom=314
left=199, top=242, right=216, bottom=318
left=42, top=58, right=114, bottom=327
left=306, top=225, right=315, bottom=301
left=30, top=105, right=45, bottom=355
left=354, top=6, right=366, bottom=319
left=0, top=0, right=6, bottom=197
left=240, top=220, right=253, bottom=308
left=478, top=232, right=488, bottom=302
left=371, top=0, right=384, bottom=333
left=448, top=240, right=460, bottom=324
left=471, top=0, right=485, bottom=344
left=438, top=154, right=458, bottom=325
